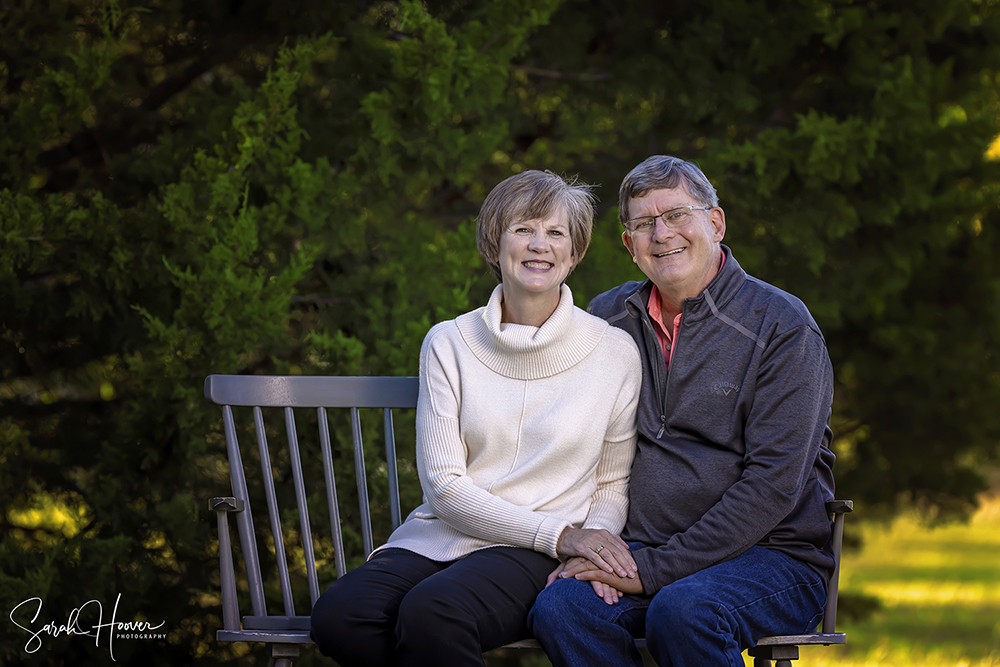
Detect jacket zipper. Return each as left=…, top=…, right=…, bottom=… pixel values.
left=638, top=305, right=671, bottom=439
left=661, top=307, right=680, bottom=438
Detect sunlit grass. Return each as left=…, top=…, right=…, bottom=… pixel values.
left=750, top=493, right=1000, bottom=667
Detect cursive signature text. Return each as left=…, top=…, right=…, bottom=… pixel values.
left=9, top=594, right=166, bottom=661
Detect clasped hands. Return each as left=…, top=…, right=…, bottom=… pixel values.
left=552, top=527, right=645, bottom=605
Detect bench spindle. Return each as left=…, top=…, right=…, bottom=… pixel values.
left=223, top=405, right=267, bottom=616
left=317, top=407, right=347, bottom=578
left=284, top=407, right=320, bottom=606
left=254, top=407, right=295, bottom=617
left=384, top=408, right=402, bottom=531
left=350, top=407, right=374, bottom=558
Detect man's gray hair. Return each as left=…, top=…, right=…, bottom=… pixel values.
left=477, top=170, right=596, bottom=282
left=618, top=156, right=719, bottom=227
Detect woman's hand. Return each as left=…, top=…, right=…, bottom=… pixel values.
left=545, top=559, right=574, bottom=588
left=555, top=527, right=636, bottom=579
left=560, top=558, right=645, bottom=596
left=545, top=557, right=624, bottom=605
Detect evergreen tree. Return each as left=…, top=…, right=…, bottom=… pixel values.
left=515, top=0, right=1000, bottom=517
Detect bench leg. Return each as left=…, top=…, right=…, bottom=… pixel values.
left=749, top=645, right=798, bottom=667
left=267, top=643, right=300, bottom=667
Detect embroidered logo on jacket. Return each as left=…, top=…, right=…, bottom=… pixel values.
left=712, top=381, right=740, bottom=397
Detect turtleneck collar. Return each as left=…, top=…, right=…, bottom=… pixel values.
left=455, top=283, right=609, bottom=380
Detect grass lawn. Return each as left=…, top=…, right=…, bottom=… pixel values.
left=780, top=492, right=1000, bottom=667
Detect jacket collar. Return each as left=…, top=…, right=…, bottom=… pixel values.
left=623, top=245, right=747, bottom=323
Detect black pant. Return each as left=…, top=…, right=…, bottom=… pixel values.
left=310, top=546, right=558, bottom=667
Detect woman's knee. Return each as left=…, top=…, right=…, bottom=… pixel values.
left=396, top=580, right=466, bottom=635
left=310, top=579, right=366, bottom=654
left=311, top=575, right=401, bottom=664
left=394, top=582, right=491, bottom=665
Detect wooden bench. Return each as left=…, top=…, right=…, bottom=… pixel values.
left=205, top=374, right=852, bottom=666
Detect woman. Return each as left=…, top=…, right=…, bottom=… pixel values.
left=310, top=170, right=643, bottom=666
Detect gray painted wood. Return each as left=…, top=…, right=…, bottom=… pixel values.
left=205, top=375, right=418, bottom=408
left=207, top=375, right=418, bottom=663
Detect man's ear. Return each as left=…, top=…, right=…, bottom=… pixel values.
left=622, top=230, right=635, bottom=259
left=710, top=208, right=726, bottom=243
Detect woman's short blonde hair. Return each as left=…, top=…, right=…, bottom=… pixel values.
left=476, top=170, right=596, bottom=282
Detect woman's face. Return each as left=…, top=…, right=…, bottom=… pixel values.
left=497, top=208, right=576, bottom=304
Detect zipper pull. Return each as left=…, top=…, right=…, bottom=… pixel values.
left=656, top=415, right=666, bottom=439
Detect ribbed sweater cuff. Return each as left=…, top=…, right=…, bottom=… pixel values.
left=534, top=516, right=571, bottom=559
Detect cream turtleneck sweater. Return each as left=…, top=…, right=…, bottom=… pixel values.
left=377, top=284, right=642, bottom=562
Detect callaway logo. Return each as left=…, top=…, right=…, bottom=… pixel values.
left=712, top=381, right=740, bottom=397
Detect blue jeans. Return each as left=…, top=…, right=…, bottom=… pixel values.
left=528, top=545, right=826, bottom=667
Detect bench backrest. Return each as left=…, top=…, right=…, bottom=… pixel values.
left=205, top=374, right=418, bottom=629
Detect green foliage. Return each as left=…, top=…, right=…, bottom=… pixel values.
left=2, top=0, right=1000, bottom=664
left=512, top=0, right=1000, bottom=518
left=0, top=1, right=559, bottom=664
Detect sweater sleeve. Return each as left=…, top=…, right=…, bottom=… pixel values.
left=582, top=342, right=642, bottom=534
left=415, top=327, right=572, bottom=558
left=632, top=324, right=834, bottom=593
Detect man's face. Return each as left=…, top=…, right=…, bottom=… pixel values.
left=621, top=184, right=726, bottom=300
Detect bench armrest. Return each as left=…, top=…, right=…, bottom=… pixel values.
left=209, top=497, right=243, bottom=631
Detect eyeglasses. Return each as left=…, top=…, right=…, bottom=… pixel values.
left=625, top=206, right=713, bottom=234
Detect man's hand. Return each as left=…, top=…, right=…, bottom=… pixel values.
left=590, top=580, right=624, bottom=605
left=560, top=558, right=645, bottom=596
left=556, top=527, right=637, bottom=579
left=545, top=557, right=625, bottom=605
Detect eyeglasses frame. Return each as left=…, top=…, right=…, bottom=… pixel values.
left=625, top=205, right=714, bottom=234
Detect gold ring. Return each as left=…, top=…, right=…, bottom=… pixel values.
left=594, top=545, right=605, bottom=555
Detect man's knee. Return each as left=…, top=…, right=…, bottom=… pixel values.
left=529, top=579, right=584, bottom=633
left=527, top=582, right=562, bottom=635
left=647, top=580, right=732, bottom=638
left=534, top=579, right=604, bottom=638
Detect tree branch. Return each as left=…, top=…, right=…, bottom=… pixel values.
left=510, top=65, right=612, bottom=82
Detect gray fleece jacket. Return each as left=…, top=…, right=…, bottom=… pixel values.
left=588, top=245, right=836, bottom=594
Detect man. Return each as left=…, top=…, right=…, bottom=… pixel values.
left=528, top=155, right=836, bottom=667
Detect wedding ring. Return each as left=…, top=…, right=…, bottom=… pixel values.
left=594, top=545, right=605, bottom=555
